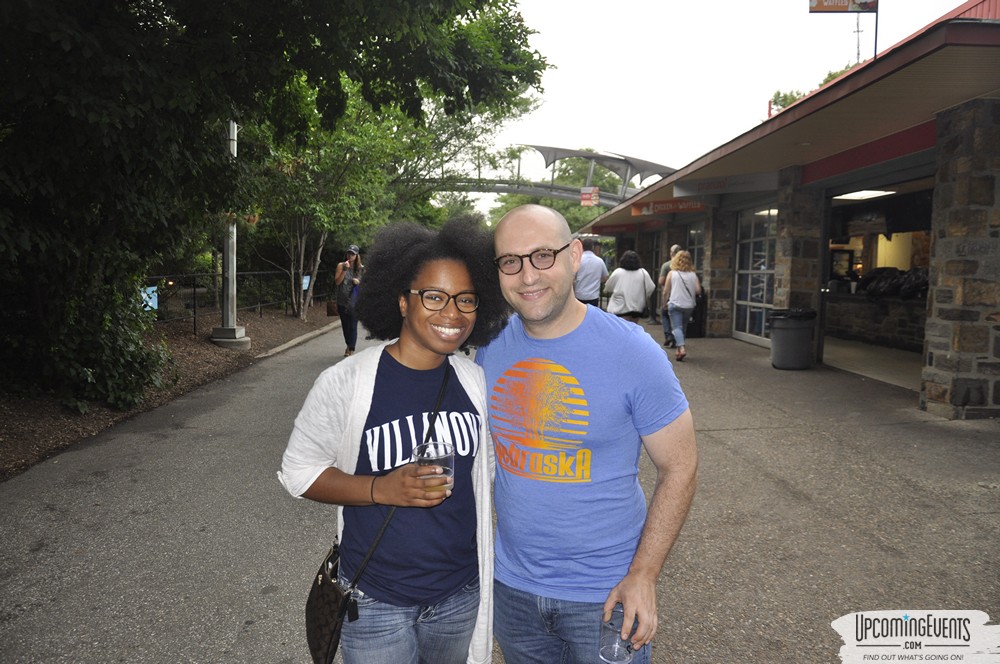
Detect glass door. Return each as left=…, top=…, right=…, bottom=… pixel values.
left=733, top=207, right=776, bottom=345
left=687, top=224, right=705, bottom=274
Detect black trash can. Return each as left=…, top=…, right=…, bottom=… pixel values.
left=687, top=296, right=707, bottom=338
left=769, top=308, right=817, bottom=370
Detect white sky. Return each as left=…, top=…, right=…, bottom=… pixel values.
left=473, top=0, right=965, bottom=212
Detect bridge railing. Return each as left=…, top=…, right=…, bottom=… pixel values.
left=428, top=177, right=641, bottom=206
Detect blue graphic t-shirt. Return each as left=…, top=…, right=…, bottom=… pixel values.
left=341, top=351, right=479, bottom=606
left=476, top=307, right=688, bottom=602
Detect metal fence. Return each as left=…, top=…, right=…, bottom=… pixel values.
left=144, top=270, right=331, bottom=335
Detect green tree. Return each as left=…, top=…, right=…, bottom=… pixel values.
left=770, top=89, right=806, bottom=114
left=245, top=81, right=539, bottom=317
left=489, top=151, right=623, bottom=232
left=0, top=0, right=547, bottom=409
left=246, top=77, right=538, bottom=319
left=822, top=63, right=857, bottom=85
left=387, top=91, right=537, bottom=227
left=434, top=193, right=488, bottom=228
left=246, top=81, right=402, bottom=318
left=770, top=63, right=856, bottom=114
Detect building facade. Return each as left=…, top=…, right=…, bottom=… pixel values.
left=583, top=1, right=1000, bottom=419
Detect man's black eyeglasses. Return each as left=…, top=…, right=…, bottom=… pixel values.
left=407, top=289, right=480, bottom=313
left=494, top=242, right=572, bottom=276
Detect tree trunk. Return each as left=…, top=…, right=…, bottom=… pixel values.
left=300, top=230, right=328, bottom=321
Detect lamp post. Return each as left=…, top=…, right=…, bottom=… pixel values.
left=210, top=120, right=251, bottom=350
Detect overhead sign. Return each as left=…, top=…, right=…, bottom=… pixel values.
left=595, top=218, right=664, bottom=233
left=581, top=187, right=600, bottom=207
left=809, top=0, right=877, bottom=13
left=631, top=199, right=706, bottom=216
left=673, top=171, right=779, bottom=197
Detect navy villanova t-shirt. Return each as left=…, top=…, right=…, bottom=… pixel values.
left=341, top=351, right=480, bottom=606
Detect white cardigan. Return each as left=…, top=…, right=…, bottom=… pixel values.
left=278, top=341, right=494, bottom=664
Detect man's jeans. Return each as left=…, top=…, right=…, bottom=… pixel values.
left=339, top=577, right=479, bottom=664
left=661, top=309, right=675, bottom=346
left=494, top=580, right=651, bottom=664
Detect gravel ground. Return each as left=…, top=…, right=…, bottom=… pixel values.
left=0, top=302, right=336, bottom=482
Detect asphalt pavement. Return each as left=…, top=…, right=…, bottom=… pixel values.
left=1, top=324, right=997, bottom=663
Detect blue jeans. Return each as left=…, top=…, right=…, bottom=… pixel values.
left=494, top=580, right=650, bottom=664
left=668, top=303, right=694, bottom=348
left=339, top=309, right=358, bottom=351
left=339, top=577, right=480, bottom=664
left=661, top=310, right=674, bottom=345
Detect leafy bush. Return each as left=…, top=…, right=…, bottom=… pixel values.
left=0, top=270, right=169, bottom=413
left=58, top=280, right=169, bottom=412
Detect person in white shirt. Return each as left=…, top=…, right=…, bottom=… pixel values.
left=664, top=250, right=703, bottom=362
left=604, top=250, right=656, bottom=324
left=657, top=245, right=683, bottom=347
left=573, top=237, right=608, bottom=307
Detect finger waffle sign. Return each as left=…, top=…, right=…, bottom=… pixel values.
left=810, top=0, right=878, bottom=12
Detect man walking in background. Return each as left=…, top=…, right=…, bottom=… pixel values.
left=573, top=236, right=608, bottom=307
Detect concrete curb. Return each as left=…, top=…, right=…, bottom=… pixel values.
left=255, top=319, right=342, bottom=359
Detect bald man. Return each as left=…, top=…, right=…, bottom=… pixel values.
left=475, top=204, right=698, bottom=664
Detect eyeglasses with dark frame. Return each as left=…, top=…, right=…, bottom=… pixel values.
left=493, top=241, right=573, bottom=275
left=406, top=289, right=480, bottom=314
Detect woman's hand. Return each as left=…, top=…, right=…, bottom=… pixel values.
left=372, top=463, right=451, bottom=507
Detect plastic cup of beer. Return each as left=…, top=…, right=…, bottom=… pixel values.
left=413, top=442, right=454, bottom=492
left=599, top=604, right=634, bottom=663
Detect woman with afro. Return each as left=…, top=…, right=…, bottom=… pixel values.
left=279, top=219, right=509, bottom=664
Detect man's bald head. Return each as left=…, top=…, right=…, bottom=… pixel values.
left=491, top=204, right=585, bottom=339
left=495, top=204, right=572, bottom=246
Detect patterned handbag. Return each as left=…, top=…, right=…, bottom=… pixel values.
left=305, top=508, right=396, bottom=664
left=304, top=541, right=354, bottom=664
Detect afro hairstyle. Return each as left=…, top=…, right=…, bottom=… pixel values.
left=619, top=250, right=642, bottom=271
left=353, top=219, right=510, bottom=349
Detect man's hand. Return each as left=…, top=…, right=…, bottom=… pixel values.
left=603, top=572, right=658, bottom=648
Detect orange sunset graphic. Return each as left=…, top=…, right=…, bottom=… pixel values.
left=489, top=358, right=592, bottom=483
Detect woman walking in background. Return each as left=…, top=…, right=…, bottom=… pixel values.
left=279, top=220, right=509, bottom=664
left=335, top=245, right=363, bottom=356
left=663, top=250, right=702, bottom=361
left=604, top=250, right=655, bottom=324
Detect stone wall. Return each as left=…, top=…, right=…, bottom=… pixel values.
left=824, top=294, right=927, bottom=352
left=705, top=208, right=736, bottom=337
left=921, top=99, right=1000, bottom=419
left=775, top=167, right=825, bottom=312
